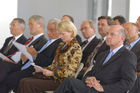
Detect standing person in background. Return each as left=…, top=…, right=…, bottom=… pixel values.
left=17, top=20, right=82, bottom=93
left=61, top=15, right=82, bottom=45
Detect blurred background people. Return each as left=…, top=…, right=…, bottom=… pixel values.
left=113, top=15, right=126, bottom=25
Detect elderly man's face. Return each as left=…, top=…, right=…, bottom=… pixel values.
left=80, top=21, right=94, bottom=39
left=123, top=23, right=138, bottom=42
left=106, top=26, right=124, bottom=49
left=47, top=24, right=59, bottom=39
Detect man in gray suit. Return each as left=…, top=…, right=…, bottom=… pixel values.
left=54, top=25, right=137, bottom=93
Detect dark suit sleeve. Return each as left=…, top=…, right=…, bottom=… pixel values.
left=102, top=52, right=137, bottom=93
left=34, top=40, right=61, bottom=67
left=76, top=35, right=82, bottom=45
left=0, top=37, right=11, bottom=53
left=137, top=58, right=140, bottom=72
left=34, top=51, right=55, bottom=67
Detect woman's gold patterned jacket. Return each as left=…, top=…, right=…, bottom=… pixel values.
left=45, top=38, right=82, bottom=82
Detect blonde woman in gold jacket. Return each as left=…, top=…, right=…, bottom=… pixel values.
left=17, top=20, right=82, bottom=93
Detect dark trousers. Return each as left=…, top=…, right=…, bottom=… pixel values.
left=17, top=77, right=60, bottom=93
left=54, top=78, right=98, bottom=93
left=5, top=66, right=34, bottom=92
left=129, top=75, right=140, bottom=93
left=0, top=60, right=21, bottom=83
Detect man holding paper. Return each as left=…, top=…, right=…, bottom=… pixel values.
left=1, top=18, right=62, bottom=93
left=0, top=18, right=27, bottom=59
left=0, top=15, right=47, bottom=93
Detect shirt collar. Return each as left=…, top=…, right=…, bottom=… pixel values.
left=129, top=38, right=140, bottom=50
left=111, top=45, right=123, bottom=55
left=32, top=33, right=44, bottom=41
left=87, top=35, right=95, bottom=42
left=14, top=34, right=23, bottom=40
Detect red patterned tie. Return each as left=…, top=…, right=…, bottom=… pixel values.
left=25, top=36, right=33, bottom=45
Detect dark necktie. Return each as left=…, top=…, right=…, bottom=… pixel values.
left=81, top=40, right=88, bottom=48
left=85, top=41, right=102, bottom=67
left=125, top=43, right=131, bottom=50
left=4, top=37, right=15, bottom=54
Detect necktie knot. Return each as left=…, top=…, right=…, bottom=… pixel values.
left=25, top=36, right=33, bottom=45
left=125, top=43, right=131, bottom=50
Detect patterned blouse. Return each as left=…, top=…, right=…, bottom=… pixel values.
left=45, top=38, right=82, bottom=82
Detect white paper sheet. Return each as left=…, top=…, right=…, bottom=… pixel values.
left=13, top=41, right=43, bottom=71
left=13, top=41, right=33, bottom=62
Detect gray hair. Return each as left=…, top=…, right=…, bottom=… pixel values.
left=119, top=27, right=126, bottom=40
left=48, top=18, right=61, bottom=25
left=13, top=18, right=25, bottom=30
left=29, top=15, right=45, bottom=26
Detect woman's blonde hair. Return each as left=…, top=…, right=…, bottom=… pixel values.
left=57, top=20, right=77, bottom=38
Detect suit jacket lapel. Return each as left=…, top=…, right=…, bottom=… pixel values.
left=131, top=39, right=140, bottom=53
left=29, top=35, right=44, bottom=46
left=102, top=47, right=125, bottom=67
left=83, top=36, right=98, bottom=53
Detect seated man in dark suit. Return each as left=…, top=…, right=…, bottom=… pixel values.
left=0, top=18, right=27, bottom=57
left=76, top=20, right=100, bottom=79
left=123, top=22, right=140, bottom=72
left=54, top=25, right=137, bottom=93
left=0, top=15, right=47, bottom=93
left=80, top=20, right=100, bottom=66
left=123, top=22, right=140, bottom=93
left=4, top=18, right=61, bottom=93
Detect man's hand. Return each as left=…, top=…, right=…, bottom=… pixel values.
left=4, top=59, right=16, bottom=64
left=86, top=77, right=104, bottom=92
left=20, top=53, right=28, bottom=62
left=42, top=69, right=54, bottom=77
left=26, top=46, right=38, bottom=58
left=85, top=77, right=94, bottom=88
left=34, top=66, right=43, bottom=73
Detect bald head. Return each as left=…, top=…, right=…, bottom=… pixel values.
left=123, top=22, right=139, bottom=43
